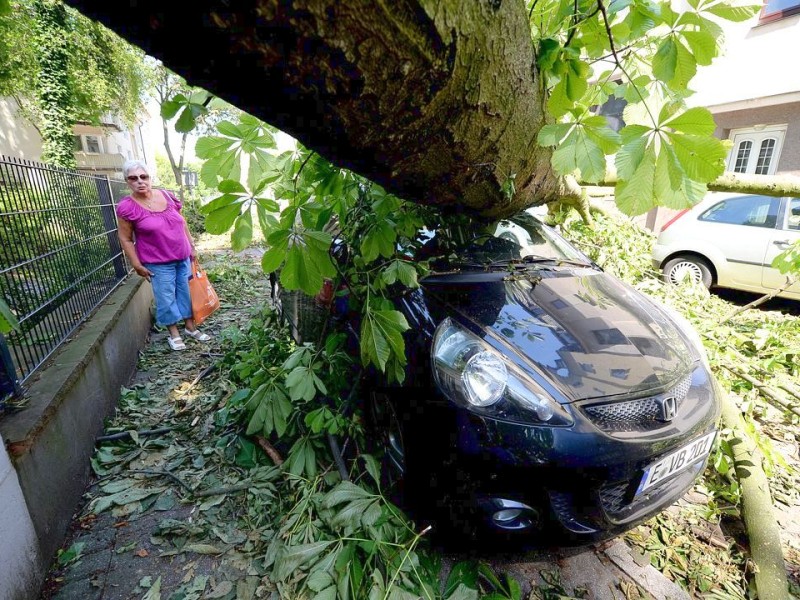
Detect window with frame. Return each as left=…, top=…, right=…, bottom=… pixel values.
left=84, top=135, right=102, bottom=153
left=699, top=195, right=780, bottom=228
left=761, top=0, right=800, bottom=21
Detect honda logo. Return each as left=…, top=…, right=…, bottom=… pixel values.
left=658, top=396, right=678, bottom=422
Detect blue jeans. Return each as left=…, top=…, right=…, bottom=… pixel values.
left=143, top=258, right=192, bottom=327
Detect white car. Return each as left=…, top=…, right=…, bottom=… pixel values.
left=652, top=193, right=800, bottom=300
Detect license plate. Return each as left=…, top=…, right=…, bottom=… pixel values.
left=636, top=431, right=716, bottom=495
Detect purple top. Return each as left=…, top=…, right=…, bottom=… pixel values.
left=116, top=190, right=192, bottom=264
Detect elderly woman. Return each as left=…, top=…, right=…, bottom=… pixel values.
left=116, top=160, right=210, bottom=350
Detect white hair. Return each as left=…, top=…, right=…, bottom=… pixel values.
left=122, top=160, right=150, bottom=178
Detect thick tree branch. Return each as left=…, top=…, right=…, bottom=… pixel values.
left=64, top=0, right=565, bottom=217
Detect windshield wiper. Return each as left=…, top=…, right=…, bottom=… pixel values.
left=496, top=255, right=593, bottom=269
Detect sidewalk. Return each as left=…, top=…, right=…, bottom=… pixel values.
left=39, top=249, right=689, bottom=600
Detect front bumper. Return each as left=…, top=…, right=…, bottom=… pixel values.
left=432, top=364, right=722, bottom=542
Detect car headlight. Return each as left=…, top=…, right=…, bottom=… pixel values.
left=432, top=318, right=572, bottom=426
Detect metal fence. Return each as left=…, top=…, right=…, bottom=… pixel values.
left=0, top=155, right=131, bottom=390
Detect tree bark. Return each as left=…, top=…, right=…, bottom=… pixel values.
left=587, top=172, right=800, bottom=198
left=719, top=395, right=790, bottom=600
left=64, top=0, right=576, bottom=217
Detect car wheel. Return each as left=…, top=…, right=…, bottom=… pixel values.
left=366, top=392, right=406, bottom=488
left=663, top=256, right=713, bottom=289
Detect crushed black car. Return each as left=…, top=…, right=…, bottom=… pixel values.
left=279, top=211, right=721, bottom=544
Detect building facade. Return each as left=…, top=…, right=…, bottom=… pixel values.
left=0, top=98, right=149, bottom=178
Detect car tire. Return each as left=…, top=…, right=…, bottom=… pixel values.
left=663, top=256, right=713, bottom=289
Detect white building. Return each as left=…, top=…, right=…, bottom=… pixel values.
left=0, top=98, right=153, bottom=178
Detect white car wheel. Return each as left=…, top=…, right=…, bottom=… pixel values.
left=663, top=257, right=713, bottom=289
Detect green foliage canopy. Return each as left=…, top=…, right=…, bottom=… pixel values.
left=0, top=0, right=151, bottom=164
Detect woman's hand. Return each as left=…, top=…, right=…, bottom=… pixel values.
left=134, top=265, right=153, bottom=281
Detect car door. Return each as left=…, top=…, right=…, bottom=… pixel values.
left=761, top=197, right=800, bottom=293
left=696, top=195, right=780, bottom=290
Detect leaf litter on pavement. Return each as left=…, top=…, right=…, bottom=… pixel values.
left=44, top=246, right=276, bottom=600
left=42, top=217, right=800, bottom=600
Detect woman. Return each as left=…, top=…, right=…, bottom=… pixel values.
left=116, top=160, right=210, bottom=350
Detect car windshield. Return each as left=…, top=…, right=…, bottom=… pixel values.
left=418, top=211, right=591, bottom=269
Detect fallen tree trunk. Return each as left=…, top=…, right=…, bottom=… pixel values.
left=718, top=395, right=789, bottom=600
left=65, top=0, right=581, bottom=217
left=585, top=172, right=800, bottom=198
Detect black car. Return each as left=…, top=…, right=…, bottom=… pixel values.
left=281, top=211, right=721, bottom=544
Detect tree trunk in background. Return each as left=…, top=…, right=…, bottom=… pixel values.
left=64, top=0, right=575, bottom=217
left=33, top=0, right=77, bottom=168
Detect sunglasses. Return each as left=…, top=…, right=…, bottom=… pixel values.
left=127, top=174, right=150, bottom=182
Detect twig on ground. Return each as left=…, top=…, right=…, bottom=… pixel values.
left=128, top=469, right=193, bottom=493
left=193, top=483, right=253, bottom=498
left=720, top=364, right=800, bottom=418
left=96, top=427, right=175, bottom=443
left=178, top=363, right=218, bottom=396
left=720, top=277, right=796, bottom=324
left=255, top=435, right=284, bottom=465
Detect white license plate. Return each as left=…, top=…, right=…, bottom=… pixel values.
left=636, top=431, right=716, bottom=495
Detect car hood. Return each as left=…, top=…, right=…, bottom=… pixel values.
left=423, top=268, right=695, bottom=402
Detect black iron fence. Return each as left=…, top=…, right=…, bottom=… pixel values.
left=0, top=156, right=131, bottom=391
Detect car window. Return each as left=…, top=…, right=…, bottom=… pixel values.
left=418, top=211, right=591, bottom=268
left=787, top=198, right=800, bottom=231
left=698, top=195, right=779, bottom=228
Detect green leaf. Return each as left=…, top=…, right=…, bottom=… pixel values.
left=142, top=576, right=162, bottom=600
left=550, top=121, right=614, bottom=183
left=668, top=132, right=728, bottom=181
left=537, top=123, right=573, bottom=147
left=547, top=78, right=573, bottom=118
left=537, top=38, right=561, bottom=71
left=216, top=120, right=244, bottom=138
left=261, top=229, right=290, bottom=273
left=616, top=143, right=657, bottom=216
left=653, top=37, right=678, bottom=83
left=672, top=40, right=697, bottom=89
left=323, top=481, right=374, bottom=508
left=175, top=107, right=197, bottom=133
left=445, top=562, right=479, bottom=597
left=360, top=308, right=409, bottom=371
left=381, top=260, right=419, bottom=288
left=705, top=2, right=760, bottom=22
left=664, top=106, right=716, bottom=136
left=195, top=136, right=236, bottom=159
left=273, top=541, right=334, bottom=581
left=285, top=366, right=318, bottom=402
left=205, top=203, right=242, bottom=234
left=616, top=125, right=651, bottom=180
left=682, top=30, right=718, bottom=66
left=313, top=587, right=337, bottom=600
left=231, top=210, right=253, bottom=252
left=160, top=99, right=181, bottom=120
left=565, top=59, right=589, bottom=102
left=360, top=220, right=397, bottom=263
left=280, top=230, right=334, bottom=295
left=0, top=299, right=19, bottom=333
left=218, top=179, right=247, bottom=194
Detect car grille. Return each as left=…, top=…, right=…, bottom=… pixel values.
left=582, top=374, right=693, bottom=433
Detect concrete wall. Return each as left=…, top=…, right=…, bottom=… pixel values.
left=0, top=433, right=41, bottom=600
left=0, top=277, right=152, bottom=599
left=712, top=102, right=800, bottom=176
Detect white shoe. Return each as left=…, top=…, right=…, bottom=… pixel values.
left=167, top=336, right=186, bottom=351
left=185, top=328, right=211, bottom=342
